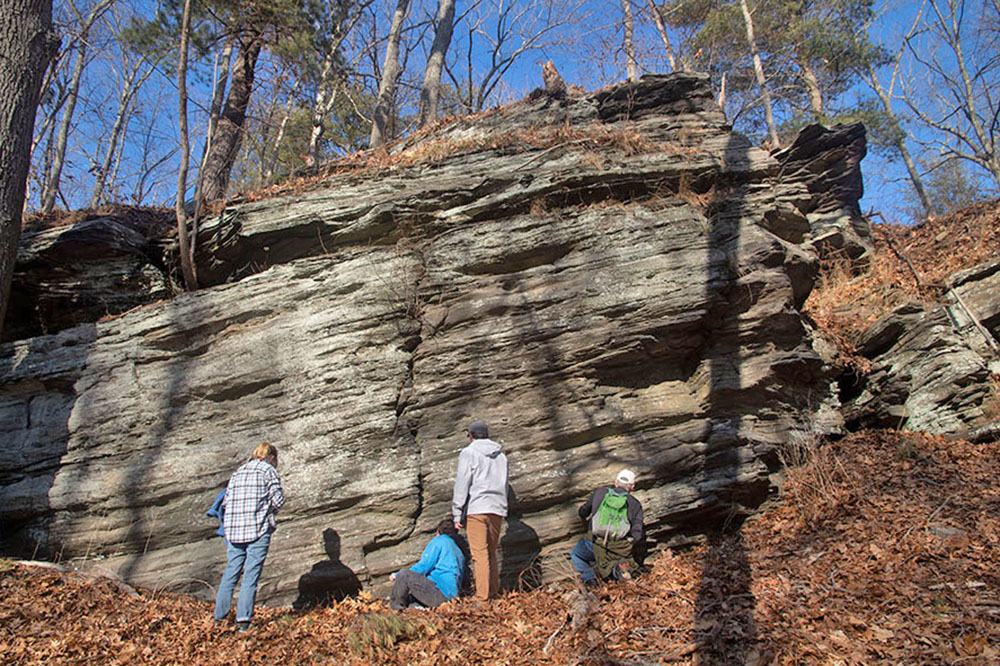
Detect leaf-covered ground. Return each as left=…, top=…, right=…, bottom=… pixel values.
left=3, top=429, right=998, bottom=665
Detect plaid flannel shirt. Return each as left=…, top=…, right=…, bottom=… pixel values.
left=223, top=458, right=285, bottom=544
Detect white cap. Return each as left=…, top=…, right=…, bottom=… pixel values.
left=616, top=469, right=636, bottom=487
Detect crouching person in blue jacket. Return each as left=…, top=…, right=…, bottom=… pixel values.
left=390, top=518, right=466, bottom=610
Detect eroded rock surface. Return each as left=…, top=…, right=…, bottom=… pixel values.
left=3, top=209, right=174, bottom=342
left=845, top=259, right=1000, bottom=435
left=1, top=73, right=849, bottom=606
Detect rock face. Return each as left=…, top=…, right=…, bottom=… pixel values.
left=771, top=122, right=872, bottom=261
left=846, top=259, right=1000, bottom=435
left=3, top=209, right=174, bottom=342
left=1, top=73, right=854, bottom=606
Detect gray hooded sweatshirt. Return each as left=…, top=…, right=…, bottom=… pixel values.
left=452, top=438, right=509, bottom=522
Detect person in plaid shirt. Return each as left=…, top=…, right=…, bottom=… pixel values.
left=213, top=443, right=285, bottom=631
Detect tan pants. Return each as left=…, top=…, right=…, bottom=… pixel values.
left=466, top=513, right=502, bottom=600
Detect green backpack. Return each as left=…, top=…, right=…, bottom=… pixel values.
left=591, top=490, right=630, bottom=542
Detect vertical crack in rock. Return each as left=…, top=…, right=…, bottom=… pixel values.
left=392, top=240, right=431, bottom=550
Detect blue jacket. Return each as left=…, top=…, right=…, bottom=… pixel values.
left=407, top=534, right=465, bottom=599
left=206, top=489, right=226, bottom=537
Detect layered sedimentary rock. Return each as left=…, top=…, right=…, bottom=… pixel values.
left=846, top=259, right=1000, bottom=435
left=3, top=209, right=174, bottom=342
left=1, top=73, right=852, bottom=605
left=771, top=122, right=872, bottom=261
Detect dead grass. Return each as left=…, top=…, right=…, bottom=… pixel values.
left=777, top=431, right=853, bottom=528
left=234, top=123, right=675, bottom=207
left=22, top=204, right=174, bottom=235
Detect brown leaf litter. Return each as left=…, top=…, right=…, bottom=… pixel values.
left=2, top=429, right=998, bottom=664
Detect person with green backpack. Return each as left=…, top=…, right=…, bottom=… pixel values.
left=570, top=469, right=644, bottom=586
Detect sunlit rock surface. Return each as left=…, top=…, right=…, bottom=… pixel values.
left=1, top=73, right=857, bottom=605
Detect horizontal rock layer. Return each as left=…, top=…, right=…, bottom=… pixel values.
left=1, top=73, right=847, bottom=605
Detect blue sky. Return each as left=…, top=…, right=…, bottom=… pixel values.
left=28, top=0, right=998, bottom=223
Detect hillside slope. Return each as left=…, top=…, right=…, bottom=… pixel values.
left=3, top=429, right=997, bottom=665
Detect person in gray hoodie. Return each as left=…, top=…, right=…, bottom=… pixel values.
left=452, top=419, right=508, bottom=601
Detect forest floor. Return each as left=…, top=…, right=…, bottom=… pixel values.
left=3, top=429, right=999, bottom=665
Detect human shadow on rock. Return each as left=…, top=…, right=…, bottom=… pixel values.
left=693, top=122, right=758, bottom=665
left=293, top=528, right=362, bottom=610
left=500, top=489, right=542, bottom=591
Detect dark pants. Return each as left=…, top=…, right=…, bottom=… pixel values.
left=389, top=569, right=448, bottom=610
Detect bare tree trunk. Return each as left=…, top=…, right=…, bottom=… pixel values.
left=200, top=28, right=263, bottom=203
left=175, top=0, right=197, bottom=290
left=738, top=0, right=780, bottom=147
left=646, top=0, right=675, bottom=71
left=41, top=29, right=86, bottom=212
left=370, top=0, right=410, bottom=148
left=208, top=35, right=234, bottom=149
left=0, top=0, right=58, bottom=332
left=417, top=0, right=456, bottom=128
left=41, top=0, right=112, bottom=213
left=307, top=1, right=371, bottom=168
left=621, top=0, right=639, bottom=82
left=866, top=61, right=933, bottom=217
left=264, top=79, right=302, bottom=185
left=800, top=58, right=824, bottom=120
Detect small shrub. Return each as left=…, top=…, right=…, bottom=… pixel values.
left=346, top=612, right=437, bottom=658
left=778, top=431, right=851, bottom=526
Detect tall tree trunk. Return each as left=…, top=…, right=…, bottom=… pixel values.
left=800, top=58, right=824, bottom=121
left=417, top=0, right=456, bottom=128
left=200, top=28, right=263, bottom=203
left=307, top=1, right=370, bottom=168
left=738, top=0, right=780, bottom=147
left=41, top=28, right=86, bottom=212
left=621, top=0, right=639, bottom=82
left=370, top=0, right=410, bottom=148
left=866, top=61, right=933, bottom=217
left=0, top=0, right=58, bottom=332
left=175, top=0, right=197, bottom=290
left=646, top=0, right=676, bottom=71
left=264, top=79, right=302, bottom=185
left=208, top=35, right=234, bottom=149
left=41, top=0, right=112, bottom=213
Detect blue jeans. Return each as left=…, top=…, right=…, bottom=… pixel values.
left=570, top=538, right=596, bottom=583
left=214, top=531, right=272, bottom=622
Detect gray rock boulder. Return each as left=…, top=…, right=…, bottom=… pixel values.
left=771, top=122, right=872, bottom=262
left=0, top=73, right=850, bottom=606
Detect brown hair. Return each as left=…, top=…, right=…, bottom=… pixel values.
left=251, top=442, right=278, bottom=461
left=436, top=518, right=458, bottom=539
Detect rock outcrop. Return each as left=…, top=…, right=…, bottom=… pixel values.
left=771, top=122, right=872, bottom=262
left=3, top=209, right=174, bottom=342
left=1, top=73, right=857, bottom=606
left=845, top=259, right=1000, bottom=435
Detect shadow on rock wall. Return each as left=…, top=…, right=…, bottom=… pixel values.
left=0, top=325, right=97, bottom=559
left=293, top=528, right=362, bottom=610
left=500, top=489, right=541, bottom=591
left=695, top=127, right=757, bottom=664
